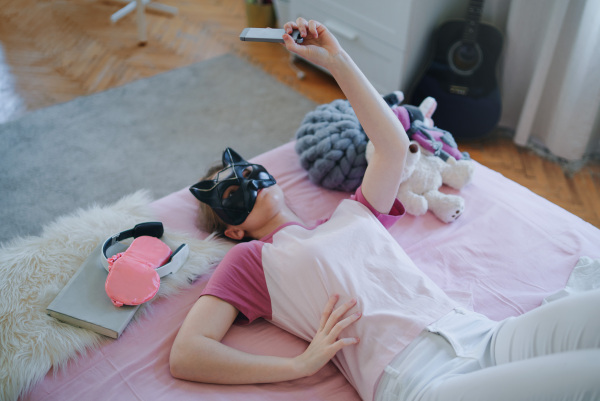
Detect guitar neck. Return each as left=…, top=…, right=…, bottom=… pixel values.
left=462, top=0, right=484, bottom=44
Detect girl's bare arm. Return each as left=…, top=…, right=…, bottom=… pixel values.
left=283, top=19, right=409, bottom=214
left=169, top=294, right=359, bottom=384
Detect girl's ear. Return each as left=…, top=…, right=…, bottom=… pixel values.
left=224, top=226, right=245, bottom=241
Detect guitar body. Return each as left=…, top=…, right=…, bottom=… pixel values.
left=411, top=20, right=503, bottom=139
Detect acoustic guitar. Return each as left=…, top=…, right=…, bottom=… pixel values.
left=410, top=0, right=503, bottom=139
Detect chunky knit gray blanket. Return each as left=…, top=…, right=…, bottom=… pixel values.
left=294, top=99, right=368, bottom=192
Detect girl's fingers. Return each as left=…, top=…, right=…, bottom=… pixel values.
left=335, top=336, right=360, bottom=350
left=323, top=298, right=357, bottom=333
left=329, top=331, right=360, bottom=356
left=283, top=21, right=298, bottom=35
left=330, top=311, right=361, bottom=339
left=319, top=294, right=339, bottom=330
left=295, top=17, right=309, bottom=37
left=285, top=18, right=323, bottom=40
left=308, top=19, right=319, bottom=38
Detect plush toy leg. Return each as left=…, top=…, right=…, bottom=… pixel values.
left=424, top=190, right=465, bottom=223
left=441, top=159, right=476, bottom=190
left=397, top=191, right=428, bottom=216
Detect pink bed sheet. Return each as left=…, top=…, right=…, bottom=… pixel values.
left=25, top=141, right=600, bottom=401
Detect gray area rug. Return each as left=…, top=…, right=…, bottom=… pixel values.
left=0, top=55, right=317, bottom=244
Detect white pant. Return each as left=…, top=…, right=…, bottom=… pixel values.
left=375, top=289, right=600, bottom=401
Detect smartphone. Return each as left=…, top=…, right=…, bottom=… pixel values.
left=239, top=28, right=303, bottom=44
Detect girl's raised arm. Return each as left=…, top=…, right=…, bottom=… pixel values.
left=283, top=19, right=409, bottom=214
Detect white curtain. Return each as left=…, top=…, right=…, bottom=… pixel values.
left=499, top=0, right=600, bottom=164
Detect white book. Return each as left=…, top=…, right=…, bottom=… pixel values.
left=46, top=244, right=140, bottom=339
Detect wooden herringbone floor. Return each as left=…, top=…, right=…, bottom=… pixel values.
left=1, top=0, right=599, bottom=228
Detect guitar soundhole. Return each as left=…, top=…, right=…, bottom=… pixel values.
left=448, top=41, right=482, bottom=76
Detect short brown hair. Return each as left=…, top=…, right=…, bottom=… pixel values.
left=195, top=163, right=229, bottom=236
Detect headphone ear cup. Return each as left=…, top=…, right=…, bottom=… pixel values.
left=132, top=222, right=164, bottom=238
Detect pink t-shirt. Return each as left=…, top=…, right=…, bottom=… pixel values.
left=202, top=188, right=456, bottom=401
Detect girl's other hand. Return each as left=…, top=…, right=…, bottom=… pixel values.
left=294, top=294, right=361, bottom=377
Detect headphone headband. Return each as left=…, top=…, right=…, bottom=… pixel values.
left=100, top=222, right=189, bottom=277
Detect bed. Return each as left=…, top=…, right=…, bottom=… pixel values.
left=23, top=141, right=600, bottom=401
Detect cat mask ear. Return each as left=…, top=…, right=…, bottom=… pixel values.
left=222, top=147, right=245, bottom=167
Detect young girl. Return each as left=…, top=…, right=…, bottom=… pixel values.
left=170, top=18, right=600, bottom=401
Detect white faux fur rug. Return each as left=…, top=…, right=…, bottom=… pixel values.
left=0, top=191, right=232, bottom=401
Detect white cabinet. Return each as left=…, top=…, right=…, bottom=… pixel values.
left=285, top=0, right=468, bottom=94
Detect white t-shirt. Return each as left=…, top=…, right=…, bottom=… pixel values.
left=202, top=188, right=457, bottom=401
